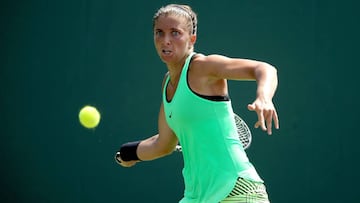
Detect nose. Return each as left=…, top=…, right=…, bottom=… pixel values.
left=164, top=34, right=171, bottom=45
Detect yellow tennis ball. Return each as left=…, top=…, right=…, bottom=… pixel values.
left=79, top=105, right=100, bottom=128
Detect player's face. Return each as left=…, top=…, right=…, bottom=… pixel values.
left=154, top=15, right=195, bottom=66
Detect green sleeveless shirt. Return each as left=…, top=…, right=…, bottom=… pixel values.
left=163, top=53, right=263, bottom=203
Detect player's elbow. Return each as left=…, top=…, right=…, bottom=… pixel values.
left=254, top=62, right=278, bottom=81
left=263, top=62, right=277, bottom=75
left=163, top=146, right=175, bottom=156
left=156, top=145, right=174, bottom=157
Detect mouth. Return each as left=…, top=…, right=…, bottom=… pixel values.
left=162, top=49, right=172, bottom=55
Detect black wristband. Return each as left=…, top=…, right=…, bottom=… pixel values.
left=119, top=141, right=141, bottom=161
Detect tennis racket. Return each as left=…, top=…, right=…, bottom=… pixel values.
left=174, top=113, right=252, bottom=152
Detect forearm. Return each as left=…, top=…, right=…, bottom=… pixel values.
left=255, top=63, right=278, bottom=100
left=137, top=134, right=173, bottom=161
left=118, top=104, right=178, bottom=163
left=119, top=134, right=173, bottom=162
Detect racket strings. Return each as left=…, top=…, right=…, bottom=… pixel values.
left=235, top=115, right=252, bottom=149
left=175, top=114, right=251, bottom=152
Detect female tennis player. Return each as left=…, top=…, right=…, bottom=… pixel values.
left=116, top=4, right=279, bottom=203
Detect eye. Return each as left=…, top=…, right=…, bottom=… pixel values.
left=155, top=30, right=164, bottom=37
left=171, top=30, right=180, bottom=37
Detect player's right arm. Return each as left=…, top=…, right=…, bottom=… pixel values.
left=137, top=71, right=178, bottom=160
left=116, top=73, right=178, bottom=167
left=116, top=103, right=178, bottom=167
left=137, top=103, right=178, bottom=160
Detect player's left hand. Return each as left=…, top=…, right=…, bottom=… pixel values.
left=247, top=98, right=279, bottom=135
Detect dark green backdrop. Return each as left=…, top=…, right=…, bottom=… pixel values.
left=1, top=0, right=359, bottom=202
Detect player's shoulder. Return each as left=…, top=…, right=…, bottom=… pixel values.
left=192, top=53, right=229, bottom=64
left=191, top=53, right=230, bottom=70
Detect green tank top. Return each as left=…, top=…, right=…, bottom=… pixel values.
left=163, top=53, right=263, bottom=203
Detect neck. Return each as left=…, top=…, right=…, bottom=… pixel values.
left=166, top=53, right=190, bottom=85
left=168, top=71, right=181, bottom=87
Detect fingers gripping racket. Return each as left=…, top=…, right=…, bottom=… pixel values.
left=174, top=113, right=252, bottom=152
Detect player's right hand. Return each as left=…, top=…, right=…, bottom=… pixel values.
left=114, top=152, right=138, bottom=167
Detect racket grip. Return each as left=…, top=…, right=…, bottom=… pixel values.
left=174, top=145, right=182, bottom=152
left=115, top=152, right=122, bottom=164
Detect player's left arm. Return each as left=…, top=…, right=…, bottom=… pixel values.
left=195, top=54, right=279, bottom=134
left=247, top=60, right=279, bottom=135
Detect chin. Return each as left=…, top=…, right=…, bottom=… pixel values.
left=159, top=53, right=174, bottom=63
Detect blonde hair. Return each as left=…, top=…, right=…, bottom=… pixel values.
left=153, top=4, right=198, bottom=35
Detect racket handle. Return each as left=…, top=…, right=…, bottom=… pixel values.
left=115, top=152, right=122, bottom=164
left=174, top=145, right=182, bottom=152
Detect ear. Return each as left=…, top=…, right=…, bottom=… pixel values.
left=190, top=34, right=197, bottom=45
